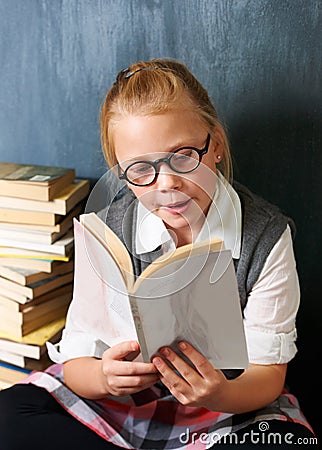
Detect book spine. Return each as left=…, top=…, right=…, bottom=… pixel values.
left=128, top=294, right=149, bottom=362
left=0, top=361, right=31, bottom=374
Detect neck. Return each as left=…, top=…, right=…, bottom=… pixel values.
left=166, top=218, right=205, bottom=248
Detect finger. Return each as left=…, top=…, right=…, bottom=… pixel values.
left=110, top=380, right=157, bottom=397
left=125, top=349, right=141, bottom=361
left=107, top=373, right=160, bottom=397
left=107, top=359, right=159, bottom=376
left=111, top=373, right=160, bottom=389
left=156, top=347, right=201, bottom=386
left=105, top=341, right=140, bottom=360
left=152, top=356, right=190, bottom=392
left=176, top=341, right=215, bottom=378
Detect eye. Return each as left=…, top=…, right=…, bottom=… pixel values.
left=131, top=163, right=153, bottom=174
left=173, top=149, right=193, bottom=161
left=126, top=162, right=155, bottom=182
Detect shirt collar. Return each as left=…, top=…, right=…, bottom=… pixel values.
left=135, top=203, right=172, bottom=254
left=135, top=172, right=242, bottom=259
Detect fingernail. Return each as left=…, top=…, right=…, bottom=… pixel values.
left=153, top=357, right=161, bottom=366
left=178, top=342, right=186, bottom=350
left=161, top=348, right=170, bottom=356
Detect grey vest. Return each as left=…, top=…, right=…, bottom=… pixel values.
left=98, top=182, right=294, bottom=378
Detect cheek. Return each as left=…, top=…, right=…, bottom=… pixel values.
left=188, top=164, right=217, bottom=199
left=129, top=185, right=158, bottom=210
left=128, top=184, right=141, bottom=198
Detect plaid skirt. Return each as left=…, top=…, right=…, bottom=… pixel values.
left=18, top=363, right=314, bottom=449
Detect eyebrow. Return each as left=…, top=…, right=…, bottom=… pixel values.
left=123, top=139, right=198, bottom=164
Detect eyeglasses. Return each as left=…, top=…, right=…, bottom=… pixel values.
left=118, top=134, right=211, bottom=187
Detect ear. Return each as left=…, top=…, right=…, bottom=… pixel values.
left=211, top=124, right=225, bottom=162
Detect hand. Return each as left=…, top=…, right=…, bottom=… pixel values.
left=101, top=341, right=160, bottom=397
left=152, top=341, right=228, bottom=409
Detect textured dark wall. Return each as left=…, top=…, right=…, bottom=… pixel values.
left=0, top=0, right=321, bottom=437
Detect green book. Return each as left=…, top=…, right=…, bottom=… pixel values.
left=0, top=162, right=75, bottom=201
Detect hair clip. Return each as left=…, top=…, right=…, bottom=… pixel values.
left=121, top=66, right=158, bottom=79
left=115, top=65, right=174, bottom=85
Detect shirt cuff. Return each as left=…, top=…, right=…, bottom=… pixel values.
left=46, top=329, right=105, bottom=364
left=245, top=327, right=298, bottom=364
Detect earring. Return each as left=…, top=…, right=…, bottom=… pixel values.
left=216, top=155, right=221, bottom=161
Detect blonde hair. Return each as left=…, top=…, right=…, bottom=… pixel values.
left=100, top=58, right=232, bottom=182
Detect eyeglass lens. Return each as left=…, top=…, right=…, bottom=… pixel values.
left=125, top=148, right=201, bottom=185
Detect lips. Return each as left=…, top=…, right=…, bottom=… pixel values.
left=160, top=198, right=192, bottom=215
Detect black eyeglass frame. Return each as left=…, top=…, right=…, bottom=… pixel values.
left=118, top=133, right=211, bottom=187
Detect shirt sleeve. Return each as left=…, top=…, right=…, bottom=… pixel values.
left=243, top=225, right=300, bottom=364
left=46, top=299, right=109, bottom=364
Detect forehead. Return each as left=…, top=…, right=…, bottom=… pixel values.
left=112, top=110, right=206, bottom=163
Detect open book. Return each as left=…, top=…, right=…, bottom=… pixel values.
left=71, top=213, right=249, bottom=369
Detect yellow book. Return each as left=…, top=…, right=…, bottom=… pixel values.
left=0, top=248, right=71, bottom=261
left=0, top=317, right=66, bottom=346
left=0, top=317, right=65, bottom=361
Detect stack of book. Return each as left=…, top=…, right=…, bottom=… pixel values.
left=0, top=162, right=90, bottom=388
left=0, top=317, right=65, bottom=389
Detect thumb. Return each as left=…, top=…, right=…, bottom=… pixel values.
left=107, top=340, right=140, bottom=361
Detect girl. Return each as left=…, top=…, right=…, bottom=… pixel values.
left=0, top=58, right=317, bottom=449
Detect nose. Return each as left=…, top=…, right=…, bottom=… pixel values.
left=155, top=162, right=181, bottom=191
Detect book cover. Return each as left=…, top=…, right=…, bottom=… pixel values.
left=0, top=317, right=66, bottom=345
left=0, top=208, right=64, bottom=226
left=0, top=324, right=63, bottom=359
left=0, top=224, right=72, bottom=245
left=0, top=230, right=74, bottom=256
left=0, top=178, right=90, bottom=215
left=0, top=272, right=73, bottom=300
left=0, top=203, right=82, bottom=233
left=0, top=303, right=70, bottom=338
left=0, top=348, right=53, bottom=370
left=0, top=283, right=73, bottom=309
left=0, top=247, right=71, bottom=262
left=0, top=259, right=73, bottom=285
left=0, top=162, right=73, bottom=183
left=68, top=213, right=249, bottom=370
left=0, top=291, right=72, bottom=323
left=0, top=256, right=72, bottom=274
left=0, top=162, right=75, bottom=201
left=0, top=361, right=31, bottom=389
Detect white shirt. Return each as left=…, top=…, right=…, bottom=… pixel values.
left=48, top=174, right=299, bottom=365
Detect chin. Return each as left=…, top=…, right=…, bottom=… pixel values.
left=159, top=213, right=191, bottom=230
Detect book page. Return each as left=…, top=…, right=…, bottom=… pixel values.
left=134, top=249, right=248, bottom=369
left=80, top=213, right=134, bottom=289
left=68, top=220, right=137, bottom=350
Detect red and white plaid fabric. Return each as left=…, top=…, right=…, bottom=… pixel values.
left=19, top=364, right=314, bottom=449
